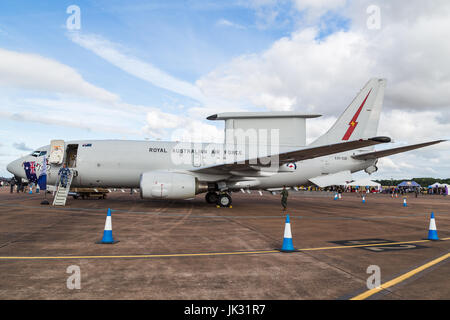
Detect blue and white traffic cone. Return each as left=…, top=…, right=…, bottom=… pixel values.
left=362, top=196, right=365, bottom=204
left=403, top=197, right=407, bottom=207
left=334, top=193, right=338, bottom=200
left=96, top=208, right=119, bottom=244
left=427, top=212, right=439, bottom=240
left=280, top=214, right=296, bottom=252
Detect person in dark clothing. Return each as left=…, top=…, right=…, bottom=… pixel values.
left=58, top=164, right=71, bottom=188
left=10, top=178, right=16, bottom=193
left=281, top=186, right=289, bottom=211
left=17, top=179, right=23, bottom=193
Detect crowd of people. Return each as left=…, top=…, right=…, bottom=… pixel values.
left=1, top=164, right=72, bottom=194
left=427, top=186, right=449, bottom=195
left=276, top=184, right=448, bottom=198
left=382, top=186, right=448, bottom=196
left=1, top=177, right=28, bottom=193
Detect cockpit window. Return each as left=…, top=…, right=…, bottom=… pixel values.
left=31, top=150, right=47, bottom=157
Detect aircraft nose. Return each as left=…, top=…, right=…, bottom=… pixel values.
left=7, top=159, right=23, bottom=177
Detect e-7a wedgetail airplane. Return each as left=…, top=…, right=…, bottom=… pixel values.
left=7, top=79, right=444, bottom=207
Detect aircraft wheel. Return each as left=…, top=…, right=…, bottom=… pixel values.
left=205, top=192, right=218, bottom=204
left=217, top=193, right=232, bottom=207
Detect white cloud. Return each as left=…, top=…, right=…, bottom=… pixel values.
left=292, top=0, right=347, bottom=21
left=0, top=94, right=224, bottom=143
left=198, top=1, right=450, bottom=117
left=0, top=48, right=119, bottom=103
left=378, top=110, right=450, bottom=147
left=377, top=157, right=400, bottom=171
left=146, top=110, right=182, bottom=130
left=305, top=116, right=337, bottom=144
left=12, top=142, right=32, bottom=151
left=237, top=0, right=287, bottom=29
left=143, top=109, right=223, bottom=143
left=171, top=120, right=224, bottom=144
left=197, top=27, right=371, bottom=114
left=216, top=19, right=246, bottom=29
left=0, top=45, right=217, bottom=145
left=293, top=0, right=346, bottom=10
left=69, top=32, right=205, bottom=102
left=0, top=108, right=141, bottom=136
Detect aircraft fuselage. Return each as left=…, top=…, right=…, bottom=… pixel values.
left=7, top=139, right=376, bottom=190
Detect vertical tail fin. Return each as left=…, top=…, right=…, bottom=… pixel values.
left=310, top=78, right=386, bottom=147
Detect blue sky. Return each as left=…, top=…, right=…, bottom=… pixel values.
left=0, top=0, right=449, bottom=179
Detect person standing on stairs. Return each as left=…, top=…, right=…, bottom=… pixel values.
left=58, top=164, right=71, bottom=188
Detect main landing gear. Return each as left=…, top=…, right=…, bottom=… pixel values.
left=205, top=191, right=232, bottom=207
left=205, top=191, right=219, bottom=204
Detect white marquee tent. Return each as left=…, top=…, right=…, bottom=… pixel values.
left=429, top=182, right=445, bottom=188
left=345, top=179, right=381, bottom=189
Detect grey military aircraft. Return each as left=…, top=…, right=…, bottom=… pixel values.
left=7, top=79, right=444, bottom=206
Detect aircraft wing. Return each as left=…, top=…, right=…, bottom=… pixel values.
left=192, top=136, right=391, bottom=175
left=351, top=140, right=445, bottom=160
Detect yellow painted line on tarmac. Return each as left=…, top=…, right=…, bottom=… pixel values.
left=350, top=252, right=450, bottom=300
left=0, top=250, right=279, bottom=260
left=0, top=238, right=448, bottom=260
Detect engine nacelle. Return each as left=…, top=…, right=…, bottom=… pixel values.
left=365, top=165, right=378, bottom=174
left=140, top=171, right=198, bottom=199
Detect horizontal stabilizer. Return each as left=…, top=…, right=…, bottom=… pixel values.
left=272, top=136, right=391, bottom=164
left=309, top=170, right=352, bottom=188
left=352, top=140, right=446, bottom=160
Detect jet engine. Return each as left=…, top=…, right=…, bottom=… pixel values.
left=140, top=171, right=207, bottom=199
left=365, top=165, right=378, bottom=174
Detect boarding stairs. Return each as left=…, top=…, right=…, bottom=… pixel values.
left=52, top=169, right=75, bottom=206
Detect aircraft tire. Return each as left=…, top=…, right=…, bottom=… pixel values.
left=205, top=192, right=219, bottom=204
left=217, top=193, right=232, bottom=207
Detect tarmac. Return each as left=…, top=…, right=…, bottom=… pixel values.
left=0, top=187, right=448, bottom=300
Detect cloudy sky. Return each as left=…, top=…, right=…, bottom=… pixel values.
left=0, top=0, right=449, bottom=179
